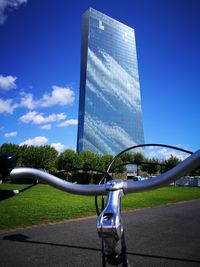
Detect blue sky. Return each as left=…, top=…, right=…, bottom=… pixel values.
left=0, top=0, right=199, bottom=158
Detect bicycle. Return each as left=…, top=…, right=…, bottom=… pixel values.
left=1, top=144, right=200, bottom=267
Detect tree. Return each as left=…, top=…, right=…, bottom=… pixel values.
left=101, top=154, right=113, bottom=171
left=0, top=143, right=58, bottom=172
left=120, top=152, right=134, bottom=165
left=20, top=145, right=58, bottom=171
left=162, top=155, right=181, bottom=172
left=56, top=149, right=82, bottom=170
left=112, top=157, right=126, bottom=174
left=132, top=152, right=145, bottom=165
left=132, top=153, right=145, bottom=175
left=141, top=158, right=161, bottom=175
left=78, top=150, right=104, bottom=183
left=79, top=150, right=98, bottom=170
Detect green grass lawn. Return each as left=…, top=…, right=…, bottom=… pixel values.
left=1, top=183, right=200, bottom=232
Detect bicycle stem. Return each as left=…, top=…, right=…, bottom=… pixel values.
left=97, top=180, right=126, bottom=265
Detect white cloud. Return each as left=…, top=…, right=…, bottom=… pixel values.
left=145, top=147, right=188, bottom=160
left=0, top=0, right=27, bottom=25
left=19, top=86, right=75, bottom=109
left=0, top=98, right=16, bottom=114
left=157, top=148, right=188, bottom=160
left=4, top=131, right=17, bottom=138
left=19, top=92, right=37, bottom=109
left=41, top=86, right=75, bottom=107
left=0, top=74, right=17, bottom=90
left=40, top=124, right=52, bottom=130
left=20, top=136, right=48, bottom=146
left=19, top=111, right=67, bottom=125
left=57, top=119, right=78, bottom=127
left=51, top=142, right=66, bottom=153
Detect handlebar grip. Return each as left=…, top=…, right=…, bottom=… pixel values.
left=0, top=153, right=16, bottom=180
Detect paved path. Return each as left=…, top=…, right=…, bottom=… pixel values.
left=0, top=200, right=200, bottom=267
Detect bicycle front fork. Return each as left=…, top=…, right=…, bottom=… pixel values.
left=97, top=180, right=129, bottom=266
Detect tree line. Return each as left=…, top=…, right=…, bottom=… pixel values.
left=0, top=143, right=199, bottom=183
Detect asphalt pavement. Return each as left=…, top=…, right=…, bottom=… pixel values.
left=0, top=199, right=200, bottom=267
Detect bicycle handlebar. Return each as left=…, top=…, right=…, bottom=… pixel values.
left=10, top=149, right=200, bottom=195
left=11, top=168, right=107, bottom=196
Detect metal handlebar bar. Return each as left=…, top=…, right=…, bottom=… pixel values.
left=11, top=168, right=107, bottom=196
left=10, top=149, right=200, bottom=195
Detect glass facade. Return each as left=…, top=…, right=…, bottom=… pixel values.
left=77, top=8, right=144, bottom=155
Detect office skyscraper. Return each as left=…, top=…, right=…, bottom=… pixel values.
left=77, top=8, right=144, bottom=155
